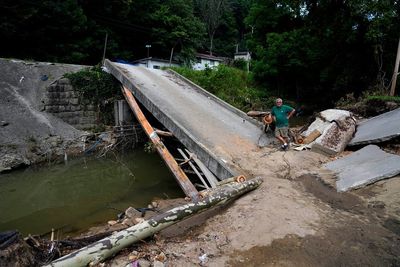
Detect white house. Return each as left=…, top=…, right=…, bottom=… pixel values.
left=192, top=53, right=223, bottom=70
left=133, top=57, right=181, bottom=69
left=234, top=51, right=251, bottom=61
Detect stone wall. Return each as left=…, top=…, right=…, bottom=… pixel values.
left=42, top=78, right=97, bottom=130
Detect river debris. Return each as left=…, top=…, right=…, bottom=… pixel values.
left=293, top=109, right=356, bottom=155
left=0, top=199, right=164, bottom=266
left=81, top=124, right=144, bottom=158
left=43, top=178, right=262, bottom=266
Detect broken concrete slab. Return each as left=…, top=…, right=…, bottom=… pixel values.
left=348, top=108, right=400, bottom=146
left=300, top=109, right=356, bottom=156
left=302, top=109, right=351, bottom=137
left=324, top=145, right=400, bottom=192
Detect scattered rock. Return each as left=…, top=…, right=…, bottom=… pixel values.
left=122, top=218, right=134, bottom=227
left=125, top=207, right=142, bottom=218
left=135, top=218, right=145, bottom=224
left=154, top=251, right=166, bottom=262
left=128, top=254, right=138, bottom=261
left=1, top=121, right=9, bottom=126
left=137, top=259, right=151, bottom=267
left=153, top=260, right=165, bottom=267
left=107, top=220, right=118, bottom=226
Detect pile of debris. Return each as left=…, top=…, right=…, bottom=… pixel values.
left=293, top=108, right=400, bottom=192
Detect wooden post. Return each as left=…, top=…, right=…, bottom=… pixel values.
left=177, top=148, right=210, bottom=189
left=390, top=37, right=400, bottom=96
left=185, top=149, right=219, bottom=188
left=122, top=86, right=200, bottom=202
left=102, top=32, right=108, bottom=65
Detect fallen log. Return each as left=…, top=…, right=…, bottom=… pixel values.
left=45, top=177, right=262, bottom=267
left=217, top=175, right=246, bottom=186
left=247, top=110, right=269, bottom=117
left=154, top=129, right=173, bottom=137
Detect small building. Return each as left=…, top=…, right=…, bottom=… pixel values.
left=234, top=51, right=251, bottom=61
left=133, top=57, right=181, bottom=69
left=192, top=53, right=224, bottom=70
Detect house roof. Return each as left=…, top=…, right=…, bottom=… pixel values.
left=234, top=51, right=250, bottom=56
left=132, top=57, right=179, bottom=64
left=196, top=53, right=223, bottom=61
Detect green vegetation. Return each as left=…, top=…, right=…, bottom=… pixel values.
left=365, top=95, right=400, bottom=103
left=1, top=0, right=399, bottom=108
left=245, top=0, right=400, bottom=106
left=64, top=66, right=121, bottom=125
left=172, top=65, right=275, bottom=111
left=65, top=66, right=120, bottom=105
left=144, top=142, right=156, bottom=154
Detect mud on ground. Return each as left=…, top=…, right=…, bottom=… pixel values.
left=105, top=146, right=400, bottom=266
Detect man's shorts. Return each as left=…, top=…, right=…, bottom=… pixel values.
left=275, top=126, right=289, bottom=138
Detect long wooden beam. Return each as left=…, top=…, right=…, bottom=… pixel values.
left=122, top=86, right=200, bottom=202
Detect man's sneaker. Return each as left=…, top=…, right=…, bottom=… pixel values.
left=281, top=144, right=288, bottom=150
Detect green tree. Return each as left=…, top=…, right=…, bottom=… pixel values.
left=0, top=0, right=92, bottom=63
left=246, top=0, right=400, bottom=106
left=150, top=0, right=205, bottom=63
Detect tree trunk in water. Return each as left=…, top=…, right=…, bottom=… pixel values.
left=45, top=178, right=263, bottom=267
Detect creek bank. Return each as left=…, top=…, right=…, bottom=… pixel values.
left=0, top=58, right=89, bottom=172
left=0, top=59, right=140, bottom=172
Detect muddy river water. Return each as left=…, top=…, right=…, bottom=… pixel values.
left=0, top=148, right=182, bottom=237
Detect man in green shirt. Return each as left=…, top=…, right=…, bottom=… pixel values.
left=271, top=98, right=295, bottom=150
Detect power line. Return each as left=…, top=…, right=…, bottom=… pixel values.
left=89, top=14, right=153, bottom=33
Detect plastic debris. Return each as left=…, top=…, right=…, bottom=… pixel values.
left=199, top=253, right=208, bottom=265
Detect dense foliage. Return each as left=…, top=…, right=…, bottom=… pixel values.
left=64, top=66, right=121, bottom=125
left=246, top=0, right=400, bottom=105
left=1, top=0, right=399, bottom=107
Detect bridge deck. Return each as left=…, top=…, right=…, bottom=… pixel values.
left=105, top=60, right=271, bottom=179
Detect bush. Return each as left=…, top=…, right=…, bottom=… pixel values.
left=232, top=59, right=248, bottom=71
left=171, top=65, right=275, bottom=111
left=64, top=66, right=121, bottom=105
left=64, top=66, right=121, bottom=125
left=365, top=95, right=400, bottom=103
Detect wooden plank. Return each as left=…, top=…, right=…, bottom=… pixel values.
left=185, top=149, right=219, bottom=188
left=177, top=148, right=210, bottom=189
left=154, top=128, right=174, bottom=137
left=122, top=86, right=200, bottom=202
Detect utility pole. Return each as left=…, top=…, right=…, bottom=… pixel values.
left=390, top=37, right=400, bottom=96
left=145, top=44, right=151, bottom=68
left=145, top=44, right=151, bottom=58
left=169, top=47, right=174, bottom=67
left=102, top=32, right=108, bottom=65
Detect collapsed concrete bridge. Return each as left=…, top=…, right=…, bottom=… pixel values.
left=105, top=60, right=272, bottom=198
